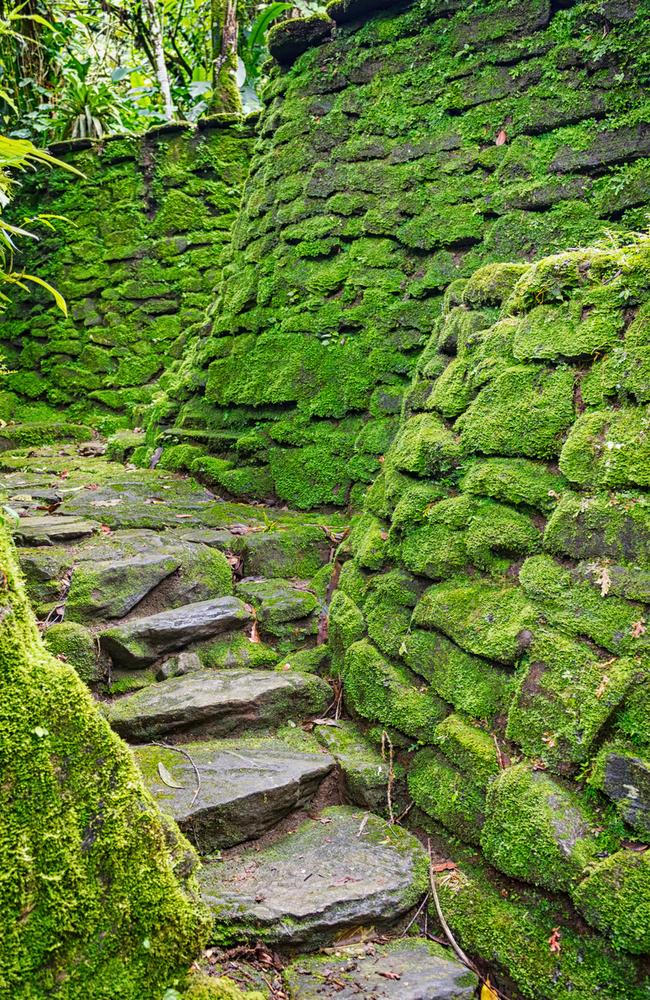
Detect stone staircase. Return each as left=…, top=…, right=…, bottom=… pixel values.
left=0, top=435, right=477, bottom=999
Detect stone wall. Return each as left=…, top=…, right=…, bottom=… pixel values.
left=152, top=0, right=650, bottom=508
left=0, top=116, right=254, bottom=432
left=334, top=239, right=650, bottom=999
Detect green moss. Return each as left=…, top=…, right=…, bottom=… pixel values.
left=183, top=971, right=265, bottom=999
left=460, top=458, right=566, bottom=512
left=402, top=629, right=511, bottom=722
left=461, top=262, right=529, bottom=307
left=456, top=365, right=575, bottom=459
left=559, top=408, right=650, bottom=489
left=507, top=630, right=639, bottom=771
left=481, top=764, right=603, bottom=892
left=389, top=413, right=461, bottom=478
left=408, top=749, right=485, bottom=845
left=159, top=443, right=206, bottom=471
left=572, top=849, right=650, bottom=955
left=0, top=514, right=209, bottom=996
left=348, top=513, right=388, bottom=571
left=544, top=490, right=650, bottom=565
left=434, top=714, right=499, bottom=789
left=328, top=590, right=365, bottom=675
left=344, top=639, right=447, bottom=741
left=43, top=621, right=99, bottom=685
left=413, top=577, right=535, bottom=665
left=197, top=631, right=278, bottom=670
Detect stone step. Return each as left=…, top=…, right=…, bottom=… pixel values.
left=133, top=738, right=335, bottom=851
left=284, top=939, right=478, bottom=999
left=107, top=667, right=331, bottom=741
left=13, top=515, right=100, bottom=545
left=100, top=597, right=251, bottom=668
left=199, top=806, right=428, bottom=949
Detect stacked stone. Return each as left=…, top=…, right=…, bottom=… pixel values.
left=0, top=116, right=254, bottom=431
left=334, top=240, right=650, bottom=999
left=155, top=0, right=650, bottom=509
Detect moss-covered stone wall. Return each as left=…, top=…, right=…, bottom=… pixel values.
left=150, top=0, right=650, bottom=508
left=0, top=116, right=254, bottom=433
left=335, top=238, right=650, bottom=999
left=0, top=513, right=209, bottom=996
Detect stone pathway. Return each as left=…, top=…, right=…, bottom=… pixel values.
left=0, top=433, right=477, bottom=998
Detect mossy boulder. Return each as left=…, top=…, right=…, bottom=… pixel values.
left=572, top=849, right=650, bottom=955
left=43, top=621, right=100, bottom=685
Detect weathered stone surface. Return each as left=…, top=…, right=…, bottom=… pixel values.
left=572, top=849, right=650, bottom=955
left=13, top=515, right=100, bottom=545
left=156, top=650, right=202, bottom=681
left=283, top=939, right=478, bottom=998
left=107, top=668, right=331, bottom=740
left=199, top=806, right=428, bottom=947
left=314, top=720, right=404, bottom=815
left=100, top=597, right=251, bottom=668
left=134, top=738, right=334, bottom=851
left=236, top=578, right=319, bottom=626
left=595, top=748, right=650, bottom=835
left=66, top=552, right=181, bottom=621
left=239, top=526, right=330, bottom=579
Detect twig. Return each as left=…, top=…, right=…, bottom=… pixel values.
left=400, top=892, right=429, bottom=937
left=381, top=730, right=395, bottom=824
left=150, top=741, right=202, bottom=808
left=427, top=841, right=478, bottom=973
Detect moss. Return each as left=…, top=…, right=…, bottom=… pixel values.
left=0, top=514, right=209, bottom=996
left=456, top=365, right=575, bottom=459
left=183, top=971, right=265, bottom=999
left=434, top=714, right=500, bottom=789
left=572, top=849, right=650, bottom=955
left=413, top=577, right=535, bottom=666
left=348, top=513, right=388, bottom=571
left=269, top=445, right=350, bottom=508
left=408, top=749, right=485, bottom=845
left=460, top=458, right=566, bottom=512
left=159, top=443, right=206, bottom=471
left=559, top=408, right=650, bottom=489
left=275, top=644, right=329, bottom=675
left=544, top=490, right=650, bottom=565
left=461, top=262, right=529, bottom=307
left=589, top=741, right=650, bottom=837
left=197, top=631, right=278, bottom=670
left=0, top=421, right=94, bottom=449
left=402, top=629, right=511, bottom=722
left=512, top=294, right=623, bottom=362
left=314, top=719, right=405, bottom=815
left=389, top=413, right=461, bottom=478
left=507, top=630, right=639, bottom=771
left=43, top=621, right=99, bottom=685
left=328, top=590, right=365, bottom=675
left=344, top=639, right=447, bottom=741
left=519, top=554, right=648, bottom=656
left=481, top=764, right=603, bottom=892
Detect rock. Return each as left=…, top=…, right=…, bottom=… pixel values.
left=107, top=668, right=331, bottom=740
left=156, top=650, right=202, bottom=681
left=13, top=515, right=100, bottom=546
left=239, top=525, right=330, bottom=579
left=314, top=720, right=405, bottom=815
left=66, top=552, right=181, bottom=622
left=55, top=476, right=218, bottom=530
left=593, top=747, right=650, bottom=835
left=100, top=597, right=251, bottom=668
left=551, top=123, right=650, bottom=173
left=199, top=806, right=428, bottom=948
left=572, top=849, right=650, bottom=955
left=43, top=621, right=101, bottom=685
left=284, top=939, right=478, bottom=998
left=134, top=738, right=334, bottom=851
left=236, top=578, right=319, bottom=626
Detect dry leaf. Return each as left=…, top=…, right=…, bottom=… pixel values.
left=378, top=971, right=401, bottom=981
left=481, top=979, right=499, bottom=1000
left=250, top=620, right=261, bottom=643
left=596, top=563, right=611, bottom=597
left=595, top=675, right=610, bottom=699
left=99, top=524, right=112, bottom=534
left=157, top=762, right=184, bottom=789
left=631, top=619, right=646, bottom=638
left=431, top=860, right=458, bottom=872
left=548, top=927, right=561, bottom=954
left=495, top=129, right=507, bottom=145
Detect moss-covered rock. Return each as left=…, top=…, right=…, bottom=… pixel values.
left=43, top=621, right=100, bottom=685
left=408, top=749, right=485, bottom=845
left=572, top=849, right=650, bottom=955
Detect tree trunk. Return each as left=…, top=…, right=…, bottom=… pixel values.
left=142, top=0, right=174, bottom=120
left=210, top=0, right=241, bottom=114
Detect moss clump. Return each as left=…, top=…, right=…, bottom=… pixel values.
left=197, top=631, right=278, bottom=670
left=43, top=621, right=99, bottom=685
left=344, top=639, right=447, bottom=741
left=413, top=577, right=535, bottom=666
left=328, top=590, right=365, bottom=675
left=183, top=971, right=265, bottom=999
left=481, top=764, right=603, bottom=892
left=0, top=514, right=209, bottom=996
left=460, top=458, right=566, bottom=512
left=572, top=849, right=650, bottom=955
left=543, top=491, right=650, bottom=566
left=402, top=629, right=511, bottom=722
left=348, top=513, right=388, bottom=571
left=389, top=414, right=461, bottom=478
left=507, top=631, right=639, bottom=771
left=559, top=408, right=650, bottom=489
left=456, top=365, right=575, bottom=459
left=434, top=714, right=500, bottom=789
left=408, top=749, right=485, bottom=845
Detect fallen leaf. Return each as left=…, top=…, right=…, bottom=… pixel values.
left=481, top=978, right=499, bottom=1000
left=99, top=525, right=112, bottom=534
left=496, top=129, right=507, bottom=145
left=250, top=620, right=261, bottom=643
left=60, top=470, right=69, bottom=480
left=596, top=563, right=611, bottom=597
left=431, top=860, right=458, bottom=872
left=631, top=619, right=646, bottom=638
left=378, top=971, right=401, bottom=981
left=157, top=762, right=184, bottom=789
left=175, top=513, right=193, bottom=519
left=548, top=927, right=561, bottom=954
left=595, top=675, right=610, bottom=699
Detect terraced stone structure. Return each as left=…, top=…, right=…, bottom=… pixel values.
left=1, top=0, right=649, bottom=998
left=0, top=116, right=254, bottom=431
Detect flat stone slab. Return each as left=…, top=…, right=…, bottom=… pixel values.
left=67, top=552, right=182, bottom=621
left=107, top=668, right=331, bottom=740
left=100, top=597, right=250, bottom=667
left=13, top=515, right=100, bottom=546
left=236, top=578, right=319, bottom=626
left=134, top=738, right=335, bottom=851
left=284, top=939, right=478, bottom=998
left=199, top=806, right=428, bottom=947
